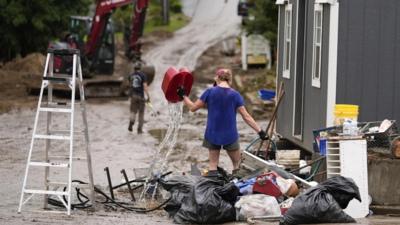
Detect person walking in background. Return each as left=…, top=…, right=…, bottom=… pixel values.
left=127, top=62, right=150, bottom=134
left=177, top=69, right=269, bottom=180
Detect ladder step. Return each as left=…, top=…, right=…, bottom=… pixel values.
left=30, top=162, right=69, bottom=168
left=34, top=135, right=71, bottom=140
left=24, top=189, right=69, bottom=195
left=48, top=156, right=87, bottom=162
left=42, top=102, right=82, bottom=107
left=43, top=76, right=70, bottom=83
left=46, top=182, right=90, bottom=189
left=48, top=130, right=84, bottom=135
left=47, top=48, right=80, bottom=56
left=39, top=108, right=72, bottom=113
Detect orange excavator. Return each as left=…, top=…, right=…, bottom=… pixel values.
left=47, top=0, right=155, bottom=97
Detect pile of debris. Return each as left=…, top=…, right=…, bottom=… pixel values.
left=156, top=164, right=361, bottom=224
left=2, top=53, right=46, bottom=74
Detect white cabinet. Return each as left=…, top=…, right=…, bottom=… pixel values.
left=326, top=140, right=369, bottom=218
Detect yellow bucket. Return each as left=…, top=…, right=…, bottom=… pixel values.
left=334, top=104, right=359, bottom=125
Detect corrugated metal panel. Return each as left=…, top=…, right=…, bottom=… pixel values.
left=377, top=1, right=396, bottom=119
left=394, top=3, right=400, bottom=118
left=336, top=0, right=348, bottom=104
left=337, top=0, right=400, bottom=122
left=360, top=0, right=380, bottom=122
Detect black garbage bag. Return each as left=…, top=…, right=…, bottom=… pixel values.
left=158, top=175, right=204, bottom=217
left=319, top=176, right=361, bottom=209
left=173, top=179, right=239, bottom=224
left=158, top=175, right=204, bottom=192
left=280, top=176, right=360, bottom=224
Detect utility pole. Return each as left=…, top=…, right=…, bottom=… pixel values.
left=162, top=0, right=170, bottom=25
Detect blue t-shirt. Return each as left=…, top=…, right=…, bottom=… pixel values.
left=200, top=86, right=245, bottom=145
left=128, top=72, right=147, bottom=98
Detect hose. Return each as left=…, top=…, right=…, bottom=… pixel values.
left=289, top=156, right=326, bottom=173
left=245, top=137, right=279, bottom=163
left=245, top=137, right=278, bottom=153
left=305, top=157, right=325, bottom=181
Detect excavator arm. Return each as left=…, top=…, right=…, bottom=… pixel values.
left=45, top=0, right=154, bottom=97
left=129, top=0, right=148, bottom=60
left=85, top=0, right=148, bottom=62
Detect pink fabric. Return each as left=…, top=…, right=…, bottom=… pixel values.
left=214, top=69, right=226, bottom=86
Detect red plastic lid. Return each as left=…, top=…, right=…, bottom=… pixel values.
left=161, top=67, right=194, bottom=103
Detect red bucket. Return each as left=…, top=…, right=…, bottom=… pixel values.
left=161, top=67, right=194, bottom=103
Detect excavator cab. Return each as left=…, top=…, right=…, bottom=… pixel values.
left=50, top=16, right=115, bottom=76
left=69, top=16, right=115, bottom=75
left=45, top=0, right=155, bottom=97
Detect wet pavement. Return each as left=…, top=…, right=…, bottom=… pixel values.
left=1, top=0, right=398, bottom=224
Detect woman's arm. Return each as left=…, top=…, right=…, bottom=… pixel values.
left=183, top=97, right=205, bottom=112
left=237, top=106, right=262, bottom=133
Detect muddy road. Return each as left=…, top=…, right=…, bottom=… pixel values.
left=0, top=0, right=265, bottom=224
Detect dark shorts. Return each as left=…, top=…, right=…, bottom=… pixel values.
left=202, top=137, right=240, bottom=151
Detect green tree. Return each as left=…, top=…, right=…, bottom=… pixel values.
left=112, top=0, right=163, bottom=32
left=0, top=0, right=91, bottom=57
left=245, top=0, right=279, bottom=51
left=112, top=4, right=133, bottom=32
left=170, top=0, right=182, bottom=13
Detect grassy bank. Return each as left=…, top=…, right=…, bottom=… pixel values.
left=114, top=0, right=190, bottom=37
left=143, top=12, right=189, bottom=34
left=115, top=12, right=190, bottom=38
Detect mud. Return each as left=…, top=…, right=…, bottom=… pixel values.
left=2, top=53, right=46, bottom=74
left=0, top=1, right=254, bottom=223
left=0, top=0, right=392, bottom=224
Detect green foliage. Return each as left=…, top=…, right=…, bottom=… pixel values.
left=148, top=5, right=163, bottom=26
left=244, top=0, right=279, bottom=50
left=143, top=15, right=188, bottom=34
left=112, top=0, right=164, bottom=32
left=113, top=0, right=189, bottom=35
left=170, top=0, right=182, bottom=13
left=112, top=5, right=133, bottom=32
left=0, top=0, right=91, bottom=56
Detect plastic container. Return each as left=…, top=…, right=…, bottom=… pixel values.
left=252, top=172, right=280, bottom=199
left=299, top=160, right=311, bottom=174
left=343, top=120, right=351, bottom=136
left=319, top=139, right=327, bottom=155
left=360, top=120, right=397, bottom=139
left=312, top=126, right=337, bottom=152
left=360, top=120, right=398, bottom=148
left=334, top=105, right=359, bottom=125
left=351, top=120, right=358, bottom=137
left=258, top=89, right=276, bottom=101
left=161, top=67, right=194, bottom=103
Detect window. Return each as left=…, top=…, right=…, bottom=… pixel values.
left=312, top=4, right=323, bottom=88
left=283, top=4, right=292, bottom=79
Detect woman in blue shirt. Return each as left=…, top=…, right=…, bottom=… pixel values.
left=177, top=69, right=269, bottom=179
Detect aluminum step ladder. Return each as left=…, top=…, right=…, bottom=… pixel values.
left=18, top=49, right=95, bottom=215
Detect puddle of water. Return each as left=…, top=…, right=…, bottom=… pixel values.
left=148, top=128, right=201, bottom=143
left=148, top=129, right=167, bottom=143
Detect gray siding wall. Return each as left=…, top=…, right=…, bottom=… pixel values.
left=276, top=0, right=298, bottom=147
left=337, top=0, right=400, bottom=122
left=301, top=2, right=330, bottom=150
left=277, top=0, right=330, bottom=152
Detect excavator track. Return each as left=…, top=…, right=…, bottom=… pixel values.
left=28, top=64, right=154, bottom=98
